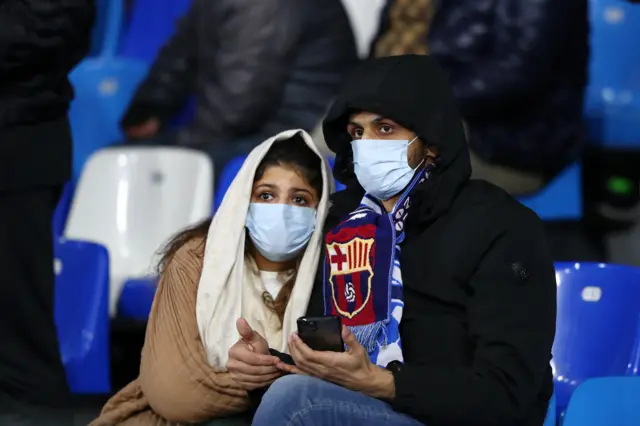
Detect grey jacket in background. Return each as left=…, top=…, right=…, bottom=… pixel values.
left=121, top=0, right=359, bottom=146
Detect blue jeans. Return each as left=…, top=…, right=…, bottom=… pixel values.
left=252, top=375, right=424, bottom=426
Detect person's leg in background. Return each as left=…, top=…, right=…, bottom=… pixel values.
left=252, top=375, right=424, bottom=426
left=469, top=150, right=545, bottom=196
left=0, top=186, right=71, bottom=424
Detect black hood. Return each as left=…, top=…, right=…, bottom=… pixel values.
left=323, top=55, right=471, bottom=225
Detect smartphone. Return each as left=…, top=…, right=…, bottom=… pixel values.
left=296, top=315, right=344, bottom=352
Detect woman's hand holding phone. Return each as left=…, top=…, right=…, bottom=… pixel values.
left=226, top=318, right=283, bottom=391
left=277, top=323, right=396, bottom=399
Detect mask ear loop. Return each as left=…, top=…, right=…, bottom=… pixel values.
left=408, top=136, right=425, bottom=171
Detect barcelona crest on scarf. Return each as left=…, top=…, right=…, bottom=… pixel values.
left=323, top=164, right=433, bottom=364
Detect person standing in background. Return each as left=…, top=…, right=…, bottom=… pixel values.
left=120, top=0, right=359, bottom=184
left=373, top=0, right=588, bottom=195
left=372, top=0, right=597, bottom=261
left=0, top=0, right=95, bottom=423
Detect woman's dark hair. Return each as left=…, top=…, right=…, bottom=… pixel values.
left=157, top=134, right=323, bottom=323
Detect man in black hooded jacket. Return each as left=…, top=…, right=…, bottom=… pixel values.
left=0, top=0, right=94, bottom=421
left=228, top=56, right=556, bottom=426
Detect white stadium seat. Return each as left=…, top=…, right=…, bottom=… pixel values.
left=64, top=146, right=213, bottom=316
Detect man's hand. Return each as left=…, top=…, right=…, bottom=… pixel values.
left=276, top=326, right=396, bottom=399
left=226, top=318, right=282, bottom=391
left=124, top=117, right=160, bottom=139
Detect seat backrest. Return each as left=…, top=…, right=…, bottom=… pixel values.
left=562, top=376, right=640, bottom=426
left=327, top=157, right=347, bottom=192
left=54, top=238, right=110, bottom=393
left=120, top=0, right=191, bottom=63
left=553, top=262, right=640, bottom=412
left=214, top=155, right=248, bottom=211
left=91, top=0, right=126, bottom=57
left=69, top=57, right=149, bottom=181
left=64, top=147, right=213, bottom=315
left=543, top=391, right=557, bottom=426
left=517, top=163, right=582, bottom=220
left=586, top=0, right=640, bottom=113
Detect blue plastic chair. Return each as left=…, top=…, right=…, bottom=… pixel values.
left=552, top=262, right=640, bottom=414
left=563, top=376, right=640, bottom=426
left=89, top=0, right=125, bottom=57
left=213, top=155, right=248, bottom=211
left=517, top=163, right=582, bottom=220
left=544, top=391, right=557, bottom=426
left=585, top=0, right=640, bottom=147
left=120, top=0, right=195, bottom=127
left=54, top=238, right=111, bottom=394
left=68, top=57, right=148, bottom=181
left=118, top=278, right=159, bottom=320
left=327, top=157, right=347, bottom=192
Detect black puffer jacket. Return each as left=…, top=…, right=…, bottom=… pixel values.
left=0, top=0, right=94, bottom=127
left=122, top=0, right=359, bottom=146
left=0, top=0, right=94, bottom=189
left=374, top=0, right=589, bottom=178
left=313, top=56, right=556, bottom=426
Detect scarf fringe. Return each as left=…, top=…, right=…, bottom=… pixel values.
left=349, top=321, right=388, bottom=352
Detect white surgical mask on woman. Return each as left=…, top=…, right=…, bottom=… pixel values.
left=351, top=136, right=424, bottom=201
left=245, top=202, right=317, bottom=262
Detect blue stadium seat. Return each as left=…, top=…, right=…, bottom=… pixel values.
left=54, top=238, right=111, bottom=394
left=53, top=182, right=75, bottom=237
left=585, top=0, right=640, bottom=147
left=68, top=57, right=148, bottom=181
left=214, top=155, right=248, bottom=211
left=118, top=278, right=158, bottom=320
left=327, top=157, right=347, bottom=192
left=90, top=0, right=125, bottom=57
left=552, top=262, right=640, bottom=414
left=544, top=391, right=557, bottom=426
left=563, top=377, right=640, bottom=426
left=120, top=0, right=195, bottom=127
left=517, top=163, right=582, bottom=220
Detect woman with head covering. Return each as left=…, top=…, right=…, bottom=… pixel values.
left=252, top=55, right=556, bottom=426
left=91, top=130, right=333, bottom=425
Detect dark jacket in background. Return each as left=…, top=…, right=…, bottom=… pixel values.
left=122, top=0, right=359, bottom=146
left=373, top=0, right=589, bottom=178
left=0, top=0, right=95, bottom=190
left=315, top=56, right=556, bottom=426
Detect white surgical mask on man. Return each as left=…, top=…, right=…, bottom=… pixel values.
left=351, top=136, right=424, bottom=201
left=245, top=202, right=316, bottom=262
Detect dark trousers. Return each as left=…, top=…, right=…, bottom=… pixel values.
left=0, top=187, right=70, bottom=413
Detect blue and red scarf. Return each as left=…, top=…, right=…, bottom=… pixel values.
left=323, top=164, right=434, bottom=366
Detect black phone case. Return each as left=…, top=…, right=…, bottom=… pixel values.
left=297, top=316, right=344, bottom=352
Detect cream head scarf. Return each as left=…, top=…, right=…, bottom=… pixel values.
left=196, top=129, right=334, bottom=369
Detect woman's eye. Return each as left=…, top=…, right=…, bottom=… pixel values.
left=293, top=196, right=308, bottom=205
left=259, top=193, right=274, bottom=201
left=379, top=125, right=393, bottom=134
left=351, top=129, right=363, bottom=139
